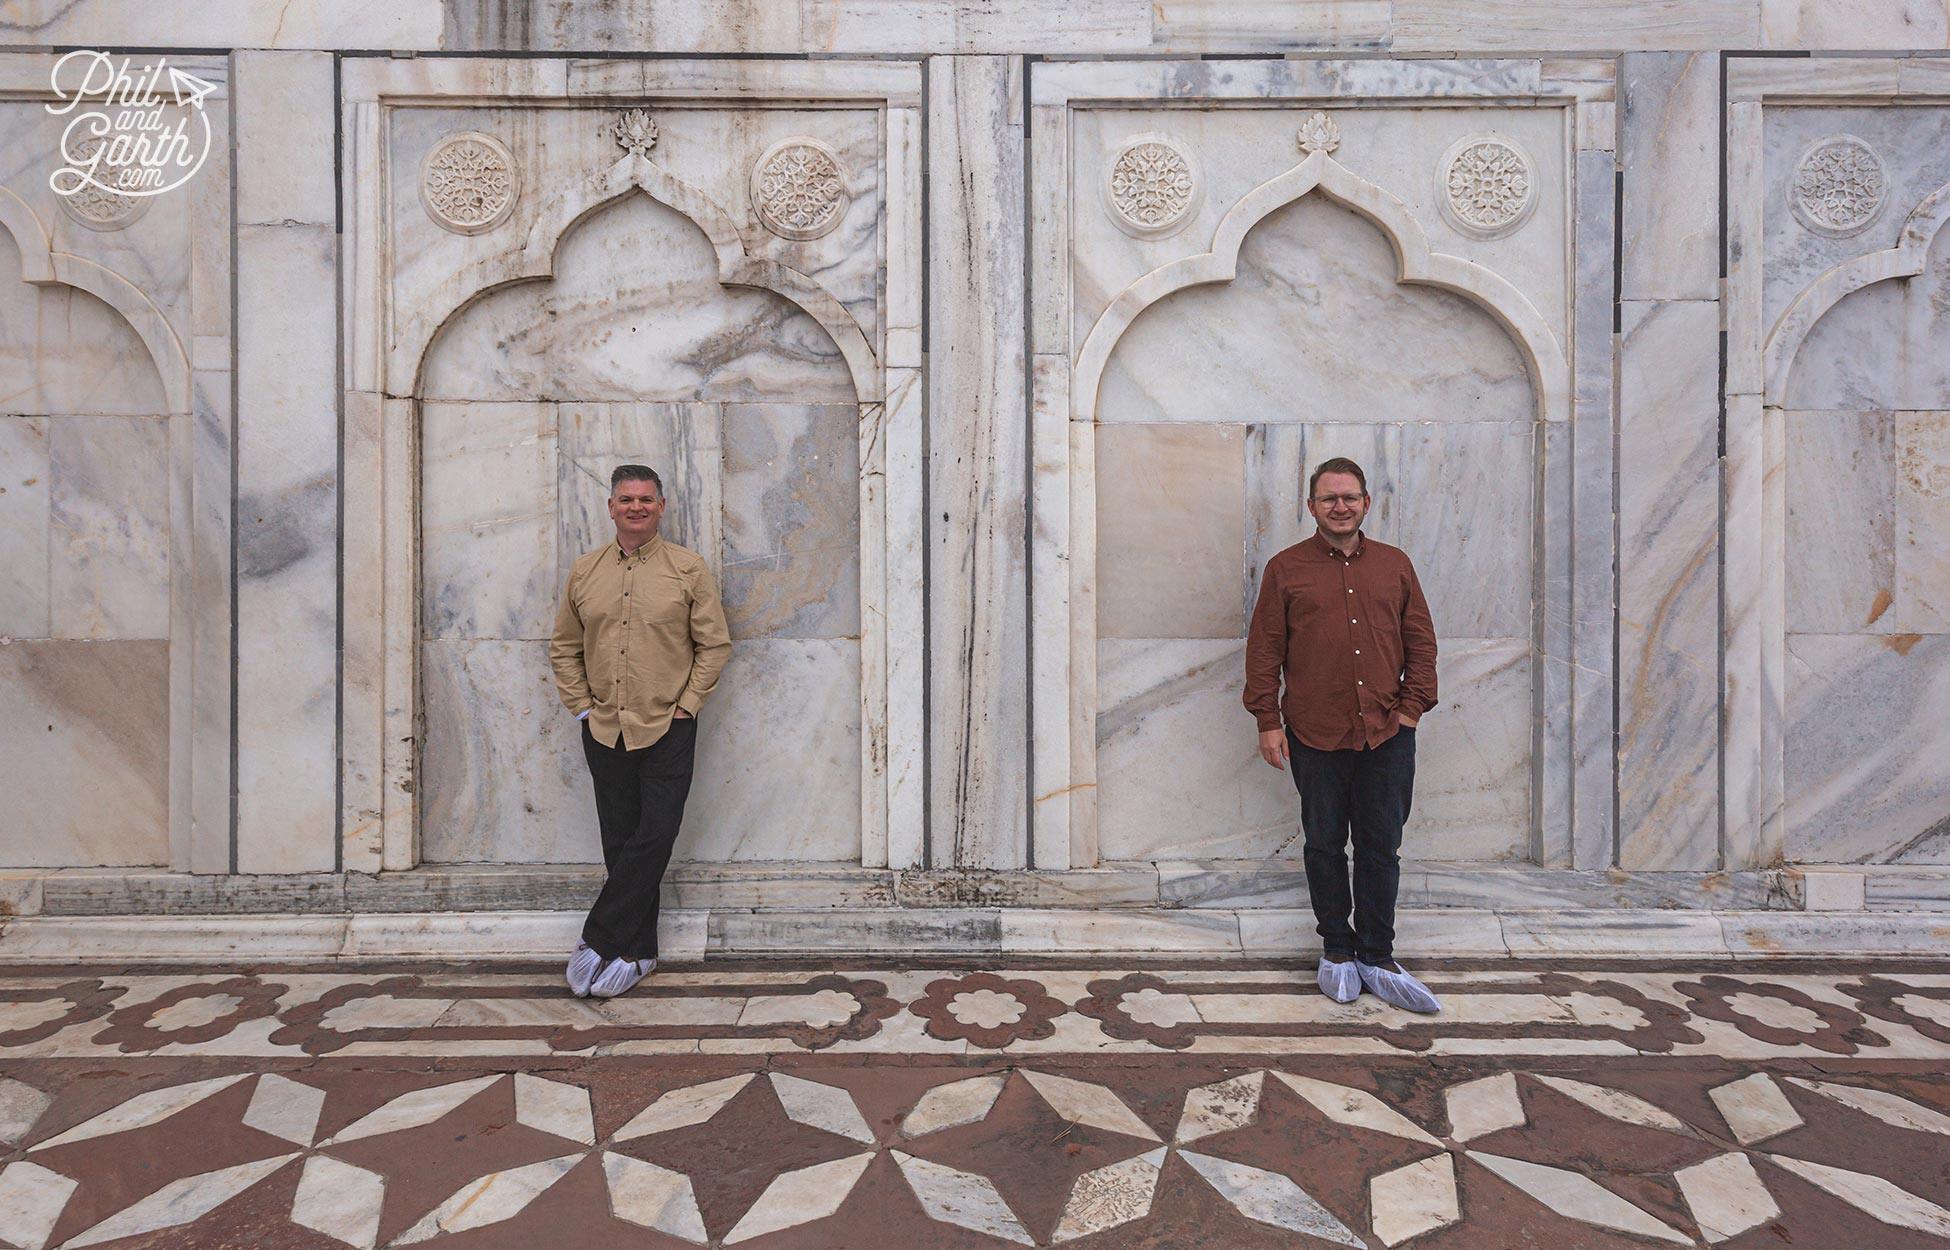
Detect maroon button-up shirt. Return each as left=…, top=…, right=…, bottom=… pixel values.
left=1243, top=531, right=1439, bottom=751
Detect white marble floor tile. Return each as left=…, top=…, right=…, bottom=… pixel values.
left=242, top=1074, right=325, bottom=1147
left=1674, top=1152, right=1779, bottom=1244
left=1787, top=1077, right=1950, bottom=1136
left=769, top=1073, right=876, bottom=1145
left=1444, top=1073, right=1526, bottom=1142
left=600, top=996, right=746, bottom=1027
left=0, top=1077, right=53, bottom=1146
left=723, top=1152, right=874, bottom=1244
left=1467, top=1151, right=1689, bottom=1244
left=393, top=1153, right=583, bottom=1244
left=1051, top=1146, right=1167, bottom=1243
left=602, top=1152, right=707, bottom=1245
left=613, top=1074, right=755, bottom=1140
left=32, top=1074, right=250, bottom=1150
left=737, top=989, right=859, bottom=1029
left=63, top=1153, right=298, bottom=1249
left=890, top=1151, right=1034, bottom=1246
left=514, top=1073, right=596, bottom=1145
left=1530, top=1075, right=1693, bottom=1134
left=1116, top=987, right=1201, bottom=1028
left=0, top=1160, right=76, bottom=1250
left=318, top=995, right=454, bottom=1032
left=290, top=1155, right=384, bottom=1250
left=1707, top=1073, right=1803, bottom=1146
left=1174, top=1071, right=1265, bottom=1143
left=322, top=1074, right=503, bottom=1146
left=1767, top=1155, right=1950, bottom=1236
left=900, top=1074, right=1005, bottom=1137
left=947, top=988, right=1027, bottom=1029
left=1270, top=1073, right=1440, bottom=1146
left=1021, top=1071, right=1162, bottom=1141
left=1369, top=1153, right=1460, bottom=1248
left=1178, top=1150, right=1364, bottom=1247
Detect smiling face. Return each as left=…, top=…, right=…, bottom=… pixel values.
left=1305, top=470, right=1370, bottom=540
left=607, top=475, right=666, bottom=549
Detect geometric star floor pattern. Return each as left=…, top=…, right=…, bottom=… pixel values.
left=2, top=960, right=1949, bottom=1248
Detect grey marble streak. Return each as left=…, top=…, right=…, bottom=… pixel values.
left=1396, top=420, right=1534, bottom=641
left=1617, top=299, right=1720, bottom=870
left=720, top=403, right=860, bottom=639
left=0, top=238, right=168, bottom=417
left=420, top=192, right=855, bottom=404
left=1784, top=409, right=1894, bottom=634
left=1787, top=632, right=1950, bottom=865
left=1762, top=104, right=1950, bottom=333
left=1097, top=196, right=1535, bottom=428
left=1095, top=423, right=1245, bottom=640
left=1786, top=226, right=1950, bottom=411
left=0, top=416, right=50, bottom=637
left=420, top=401, right=559, bottom=642
left=47, top=415, right=171, bottom=642
left=1621, top=52, right=1720, bottom=301
left=0, top=639, right=168, bottom=868
left=1899, top=411, right=1950, bottom=633
left=556, top=401, right=724, bottom=584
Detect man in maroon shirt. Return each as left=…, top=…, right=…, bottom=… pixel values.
left=1244, top=457, right=1442, bottom=1013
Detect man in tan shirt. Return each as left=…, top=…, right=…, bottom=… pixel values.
left=552, top=464, right=731, bottom=998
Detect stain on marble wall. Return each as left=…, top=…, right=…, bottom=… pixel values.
left=1094, top=194, right=1538, bottom=865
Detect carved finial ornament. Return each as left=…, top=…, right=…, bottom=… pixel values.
left=612, top=109, right=659, bottom=159
left=1297, top=111, right=1341, bottom=156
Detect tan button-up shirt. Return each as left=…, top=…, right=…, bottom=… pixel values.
left=551, top=536, right=733, bottom=750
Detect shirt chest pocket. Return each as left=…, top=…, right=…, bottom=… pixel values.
left=634, top=572, right=692, bottom=628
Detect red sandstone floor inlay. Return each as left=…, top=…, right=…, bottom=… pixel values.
left=1, top=959, right=1948, bottom=1247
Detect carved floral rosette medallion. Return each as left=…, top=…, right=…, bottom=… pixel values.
left=1103, top=133, right=1200, bottom=240
left=56, top=132, right=151, bottom=232
left=1791, top=134, right=1886, bottom=238
left=750, top=137, right=850, bottom=241
left=419, top=130, right=519, bottom=236
left=1438, top=134, right=1537, bottom=240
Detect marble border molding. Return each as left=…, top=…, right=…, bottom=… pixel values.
left=338, top=58, right=923, bottom=876
left=1028, top=58, right=1615, bottom=873
left=1723, top=58, right=1950, bottom=878
left=0, top=53, right=234, bottom=877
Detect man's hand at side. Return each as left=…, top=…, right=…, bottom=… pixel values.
left=673, top=708, right=692, bottom=719
left=1258, top=728, right=1289, bottom=770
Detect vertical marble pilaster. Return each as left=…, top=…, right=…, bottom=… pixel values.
left=1620, top=53, right=1719, bottom=302
left=884, top=367, right=926, bottom=868
left=0, top=417, right=50, bottom=639
left=1618, top=300, right=1721, bottom=870
left=927, top=55, right=1029, bottom=871
left=1571, top=147, right=1617, bottom=871
left=232, top=50, right=339, bottom=874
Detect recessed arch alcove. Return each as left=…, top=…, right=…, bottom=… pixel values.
left=1090, top=192, right=1540, bottom=865
left=415, top=188, right=865, bottom=867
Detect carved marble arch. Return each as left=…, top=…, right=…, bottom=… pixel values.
left=1762, top=178, right=1950, bottom=406
left=1072, top=150, right=1569, bottom=425
left=0, top=184, right=190, bottom=414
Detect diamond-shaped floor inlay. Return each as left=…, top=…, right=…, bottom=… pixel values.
left=1467, top=1150, right=1690, bottom=1244
left=724, top=1151, right=874, bottom=1245
left=292, top=1155, right=385, bottom=1250
left=323, top=1075, right=503, bottom=1146
left=1708, top=1073, right=1803, bottom=1146
left=1674, top=1151, right=1779, bottom=1244
left=1767, top=1154, right=1950, bottom=1237
left=1175, top=1072, right=1265, bottom=1144
left=892, top=1150, right=1034, bottom=1245
left=393, top=1152, right=583, bottom=1244
left=1179, top=1150, right=1364, bottom=1247
left=0, top=1161, right=78, bottom=1250
left=1051, top=1147, right=1167, bottom=1244
left=602, top=1151, right=707, bottom=1245
left=1369, top=1153, right=1460, bottom=1247
left=62, top=1153, right=299, bottom=1249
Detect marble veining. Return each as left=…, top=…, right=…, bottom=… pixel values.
left=720, top=403, right=861, bottom=639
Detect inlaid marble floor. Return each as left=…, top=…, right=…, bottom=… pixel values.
left=2, top=959, right=1948, bottom=1248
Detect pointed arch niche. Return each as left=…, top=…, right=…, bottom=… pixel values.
left=340, top=60, right=925, bottom=877
left=1029, top=60, right=1619, bottom=873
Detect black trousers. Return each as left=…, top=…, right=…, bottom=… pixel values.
left=579, top=716, right=698, bottom=962
left=1287, top=725, right=1416, bottom=964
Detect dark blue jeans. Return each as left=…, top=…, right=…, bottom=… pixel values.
left=1287, top=725, right=1416, bottom=964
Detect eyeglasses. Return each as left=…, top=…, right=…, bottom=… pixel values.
left=1312, top=494, right=1366, bottom=508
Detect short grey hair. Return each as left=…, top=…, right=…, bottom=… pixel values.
left=610, top=464, right=663, bottom=497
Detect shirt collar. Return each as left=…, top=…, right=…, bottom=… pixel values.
left=1305, top=530, right=1365, bottom=559
left=614, top=534, right=664, bottom=562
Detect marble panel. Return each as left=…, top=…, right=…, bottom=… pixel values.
left=0, top=417, right=49, bottom=638
left=1149, top=0, right=1391, bottom=49
left=43, top=416, right=171, bottom=641
left=0, top=231, right=168, bottom=416
left=4, top=0, right=444, bottom=46
left=1620, top=53, right=1719, bottom=301
left=1393, top=0, right=1760, bottom=49
left=420, top=402, right=558, bottom=641
left=1395, top=421, right=1534, bottom=641
left=1406, top=638, right=1532, bottom=862
left=1246, top=424, right=1402, bottom=600
left=928, top=55, right=1028, bottom=871
left=1783, top=409, right=1894, bottom=634
left=1617, top=300, right=1720, bottom=870
left=1096, top=639, right=1296, bottom=862
left=1897, top=411, right=1950, bottom=633
left=1785, top=224, right=1950, bottom=412
left=1761, top=0, right=1950, bottom=48
left=720, top=404, right=860, bottom=639
left=1786, top=632, right=1950, bottom=864
left=420, top=639, right=595, bottom=865
left=685, top=638, right=861, bottom=863
left=233, top=51, right=335, bottom=227
left=1096, top=424, right=1246, bottom=640
left=557, top=402, right=724, bottom=577
left=1095, top=195, right=1536, bottom=429
left=419, top=192, right=856, bottom=404
left=0, top=639, right=168, bottom=867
